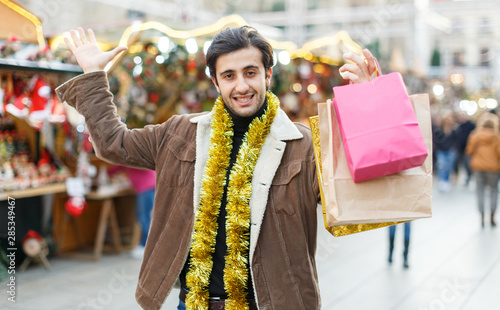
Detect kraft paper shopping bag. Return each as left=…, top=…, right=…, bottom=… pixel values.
left=309, top=116, right=405, bottom=237
left=313, top=94, right=432, bottom=233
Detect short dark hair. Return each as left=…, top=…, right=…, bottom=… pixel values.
left=206, top=26, right=274, bottom=84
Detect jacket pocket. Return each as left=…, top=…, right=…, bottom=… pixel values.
left=271, top=160, right=302, bottom=215
left=159, top=136, right=196, bottom=187
left=167, top=136, right=196, bottom=162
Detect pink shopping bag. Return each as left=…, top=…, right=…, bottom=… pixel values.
left=332, top=72, right=428, bottom=183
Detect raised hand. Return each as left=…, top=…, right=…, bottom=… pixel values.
left=64, top=27, right=127, bottom=74
left=339, top=49, right=382, bottom=84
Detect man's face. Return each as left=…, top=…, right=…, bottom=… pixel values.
left=212, top=46, right=272, bottom=117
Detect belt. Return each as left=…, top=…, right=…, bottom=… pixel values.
left=179, top=289, right=258, bottom=310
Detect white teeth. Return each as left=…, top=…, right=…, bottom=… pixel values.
left=235, top=96, right=252, bottom=102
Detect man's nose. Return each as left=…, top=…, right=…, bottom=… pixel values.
left=235, top=75, right=250, bottom=93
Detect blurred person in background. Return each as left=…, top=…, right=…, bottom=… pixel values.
left=108, top=166, right=156, bottom=258
left=433, top=112, right=458, bottom=192
left=466, top=113, right=500, bottom=228
left=388, top=222, right=411, bottom=268
left=454, top=112, right=475, bottom=187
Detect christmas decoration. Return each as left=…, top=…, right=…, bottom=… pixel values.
left=0, top=36, right=21, bottom=58
left=64, top=196, right=88, bottom=217
left=21, top=230, right=44, bottom=256
left=76, top=151, right=96, bottom=192
left=28, top=75, right=51, bottom=130
left=186, top=92, right=279, bottom=310
left=19, top=230, right=51, bottom=271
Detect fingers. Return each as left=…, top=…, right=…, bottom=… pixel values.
left=340, top=49, right=382, bottom=83
left=69, top=27, right=92, bottom=48
left=70, top=29, right=81, bottom=47
left=339, top=64, right=362, bottom=80
left=63, top=37, right=75, bottom=52
left=340, top=52, right=370, bottom=83
left=363, top=49, right=377, bottom=77
left=343, top=52, right=370, bottom=77
left=77, top=27, right=88, bottom=44
left=109, top=46, right=128, bottom=58
left=362, top=49, right=382, bottom=76
left=88, top=28, right=97, bottom=45
left=339, top=71, right=361, bottom=84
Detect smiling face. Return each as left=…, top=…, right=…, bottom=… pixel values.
left=212, top=46, right=272, bottom=117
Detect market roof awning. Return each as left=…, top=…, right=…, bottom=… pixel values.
left=0, top=0, right=45, bottom=48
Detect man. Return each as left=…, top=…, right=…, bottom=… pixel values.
left=57, top=26, right=378, bottom=310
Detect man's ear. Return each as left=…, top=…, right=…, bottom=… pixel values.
left=265, top=67, right=273, bottom=88
left=211, top=77, right=220, bottom=93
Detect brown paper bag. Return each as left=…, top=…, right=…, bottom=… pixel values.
left=310, top=94, right=432, bottom=236
left=310, top=117, right=405, bottom=236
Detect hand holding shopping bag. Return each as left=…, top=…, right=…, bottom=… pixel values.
left=334, top=55, right=428, bottom=182
left=310, top=94, right=432, bottom=236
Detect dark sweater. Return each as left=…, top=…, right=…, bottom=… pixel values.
left=433, top=127, right=458, bottom=151
left=180, top=99, right=268, bottom=299
left=455, top=120, right=476, bottom=152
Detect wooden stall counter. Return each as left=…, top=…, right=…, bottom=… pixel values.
left=55, top=187, right=139, bottom=260
left=0, top=183, right=67, bottom=201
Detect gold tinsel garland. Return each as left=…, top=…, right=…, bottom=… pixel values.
left=185, top=92, right=279, bottom=310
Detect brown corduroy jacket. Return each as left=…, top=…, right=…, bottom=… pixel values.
left=57, top=71, right=322, bottom=310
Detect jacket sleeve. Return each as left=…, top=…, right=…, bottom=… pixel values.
left=56, top=71, right=161, bottom=170
left=496, top=135, right=500, bottom=158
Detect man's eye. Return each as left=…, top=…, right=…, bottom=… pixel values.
left=247, top=71, right=256, bottom=76
left=224, top=74, right=233, bottom=79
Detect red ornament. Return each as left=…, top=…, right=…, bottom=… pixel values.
left=65, top=196, right=88, bottom=217
left=186, top=60, right=197, bottom=71
left=82, top=132, right=93, bottom=153
left=148, top=92, right=160, bottom=103
left=22, top=229, right=43, bottom=244
left=30, top=76, right=50, bottom=114
left=5, top=94, right=29, bottom=117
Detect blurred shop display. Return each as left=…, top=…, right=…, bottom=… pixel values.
left=0, top=1, right=77, bottom=195
left=0, top=0, right=75, bottom=270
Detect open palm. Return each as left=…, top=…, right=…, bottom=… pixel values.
left=64, top=27, right=127, bottom=73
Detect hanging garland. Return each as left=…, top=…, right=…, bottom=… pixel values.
left=185, top=92, right=279, bottom=310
